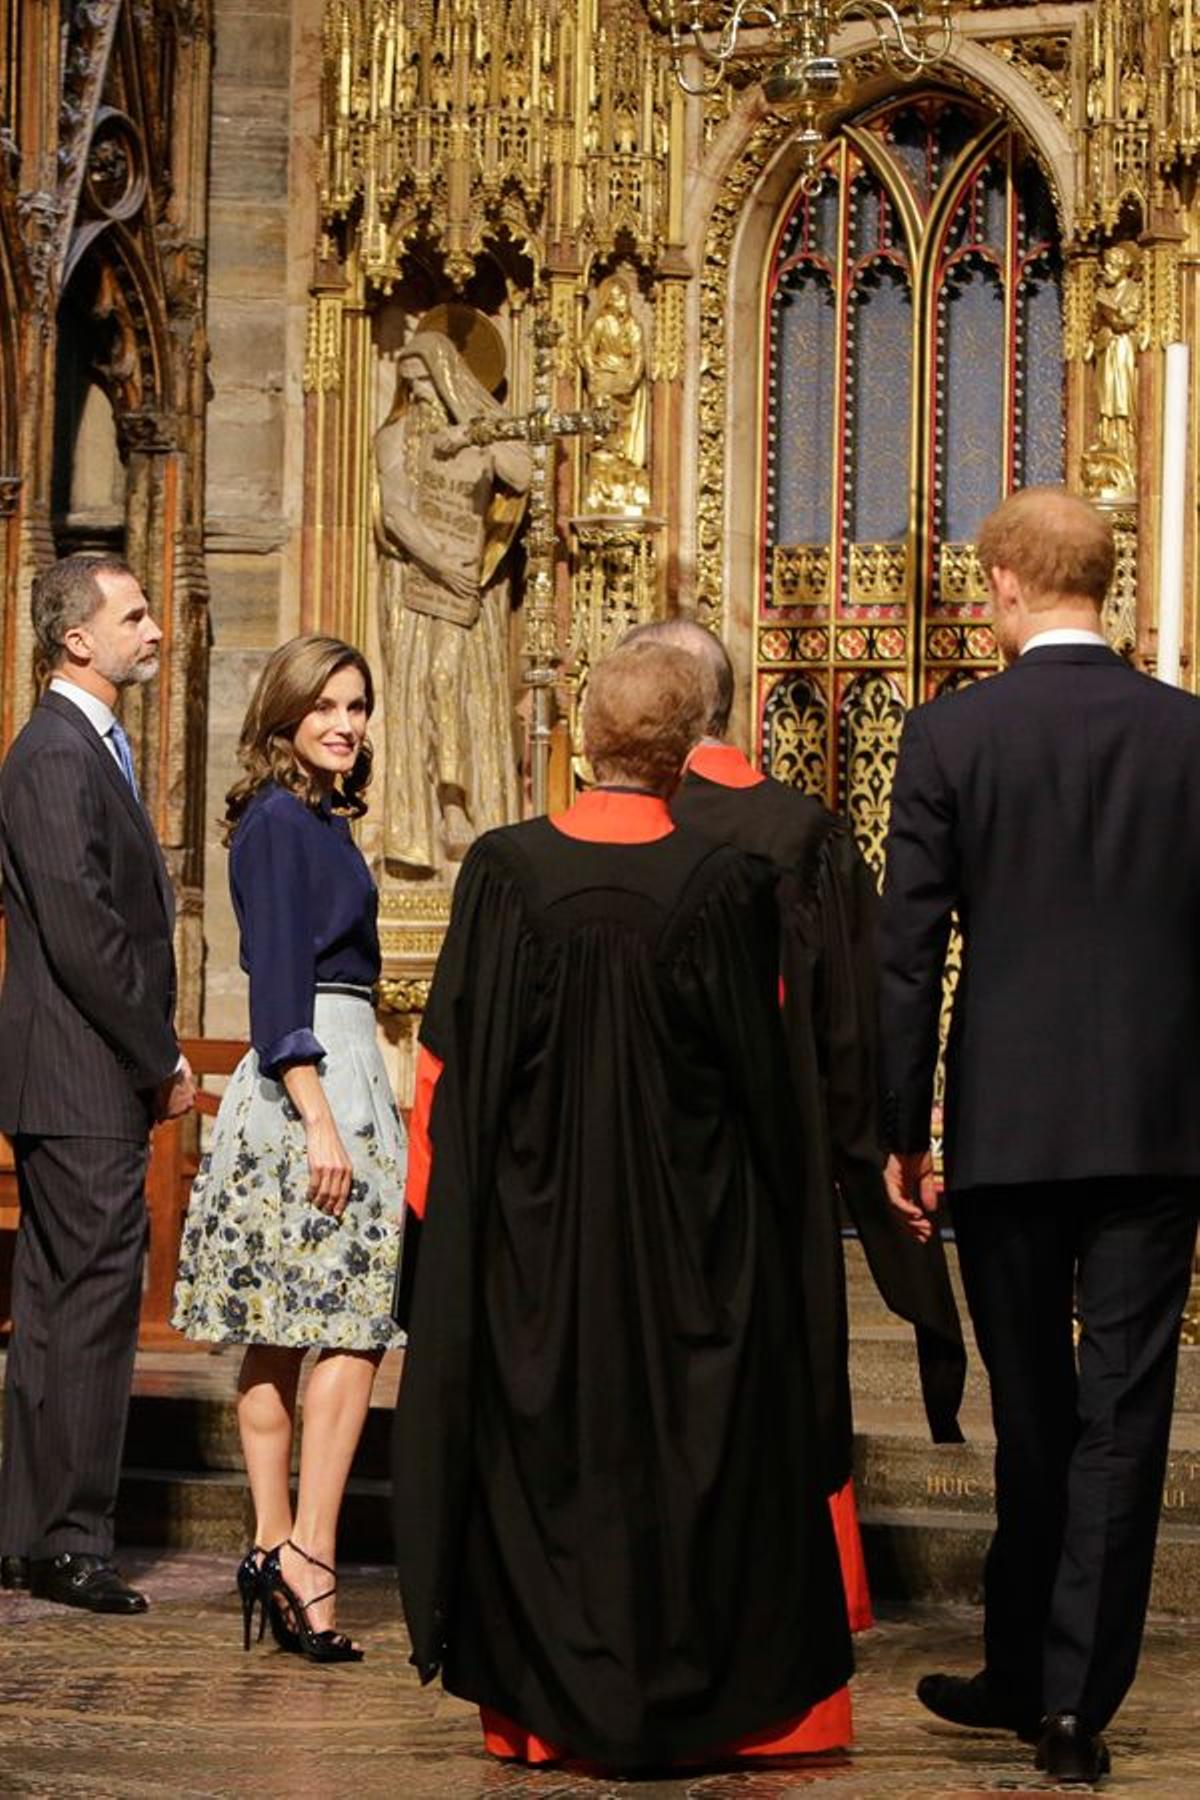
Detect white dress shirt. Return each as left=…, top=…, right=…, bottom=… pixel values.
left=48, top=675, right=124, bottom=771
left=1021, top=628, right=1108, bottom=655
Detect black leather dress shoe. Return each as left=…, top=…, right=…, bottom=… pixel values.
left=0, top=1555, right=30, bottom=1590
left=1035, top=1713, right=1111, bottom=1785
left=916, top=1670, right=1041, bottom=1743
left=29, top=1553, right=148, bottom=1614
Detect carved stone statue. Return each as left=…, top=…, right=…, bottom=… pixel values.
left=1082, top=242, right=1145, bottom=502
left=579, top=274, right=649, bottom=515
left=374, top=322, right=532, bottom=874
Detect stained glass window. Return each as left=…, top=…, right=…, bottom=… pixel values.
left=758, top=95, right=1065, bottom=879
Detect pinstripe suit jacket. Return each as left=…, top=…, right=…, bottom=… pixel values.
left=0, top=690, right=179, bottom=1140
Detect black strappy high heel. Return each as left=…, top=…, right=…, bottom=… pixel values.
left=262, top=1540, right=363, bottom=1664
left=235, top=1543, right=301, bottom=1654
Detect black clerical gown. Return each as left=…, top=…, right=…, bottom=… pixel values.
left=392, top=791, right=853, bottom=1769
left=672, top=744, right=965, bottom=1482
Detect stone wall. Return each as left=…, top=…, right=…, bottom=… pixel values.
left=203, top=0, right=322, bottom=1035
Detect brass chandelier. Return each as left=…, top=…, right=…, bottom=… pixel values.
left=648, top=1, right=958, bottom=185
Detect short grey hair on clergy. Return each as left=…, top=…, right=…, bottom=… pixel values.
left=620, top=617, right=734, bottom=739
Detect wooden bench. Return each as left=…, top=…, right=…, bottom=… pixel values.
left=0, top=1038, right=248, bottom=1348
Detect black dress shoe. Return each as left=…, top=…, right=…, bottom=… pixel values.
left=29, top=1553, right=148, bottom=1614
left=1035, top=1713, right=1111, bottom=1785
left=916, top=1670, right=1041, bottom=1743
left=0, top=1555, right=30, bottom=1590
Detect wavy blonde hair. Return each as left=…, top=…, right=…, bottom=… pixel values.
left=223, top=635, right=375, bottom=845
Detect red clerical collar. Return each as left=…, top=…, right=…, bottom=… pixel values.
left=550, top=788, right=675, bottom=843
left=686, top=742, right=765, bottom=788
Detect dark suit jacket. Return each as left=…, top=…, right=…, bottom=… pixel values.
left=880, top=644, right=1200, bottom=1191
left=0, top=690, right=179, bottom=1140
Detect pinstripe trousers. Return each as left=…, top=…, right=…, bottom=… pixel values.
left=0, top=1134, right=148, bottom=1558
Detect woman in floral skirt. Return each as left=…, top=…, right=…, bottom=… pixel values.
left=173, top=635, right=405, bottom=1663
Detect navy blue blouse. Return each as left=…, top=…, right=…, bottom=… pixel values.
left=229, top=783, right=380, bottom=1077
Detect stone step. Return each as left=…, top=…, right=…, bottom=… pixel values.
left=112, top=1439, right=1200, bottom=1620
left=852, top=1419, right=1200, bottom=1529
left=121, top=1388, right=397, bottom=1478
left=850, top=1320, right=1200, bottom=1418
left=843, top=1233, right=969, bottom=1327
left=115, top=1467, right=395, bottom=1563
left=844, top=1239, right=1200, bottom=1416
left=859, top=1509, right=1200, bottom=1617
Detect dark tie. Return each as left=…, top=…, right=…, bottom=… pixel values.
left=108, top=720, right=140, bottom=799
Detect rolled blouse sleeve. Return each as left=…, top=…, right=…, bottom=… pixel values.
left=231, top=800, right=325, bottom=1077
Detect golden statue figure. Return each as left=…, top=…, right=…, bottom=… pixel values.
left=579, top=274, right=650, bottom=515
left=374, top=315, right=532, bottom=875
left=1082, top=242, right=1145, bottom=502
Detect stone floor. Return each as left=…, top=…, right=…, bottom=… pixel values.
left=0, top=1558, right=1196, bottom=1797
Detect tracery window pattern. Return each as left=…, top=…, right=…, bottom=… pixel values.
left=759, top=95, right=1064, bottom=881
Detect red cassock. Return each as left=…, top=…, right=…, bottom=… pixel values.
left=401, top=788, right=858, bottom=1766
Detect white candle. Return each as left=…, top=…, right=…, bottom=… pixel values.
left=1157, top=342, right=1190, bottom=687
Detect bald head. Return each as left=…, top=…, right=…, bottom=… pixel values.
left=620, top=618, right=734, bottom=737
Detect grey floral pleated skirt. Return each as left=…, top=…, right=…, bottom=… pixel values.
left=172, top=989, right=407, bottom=1351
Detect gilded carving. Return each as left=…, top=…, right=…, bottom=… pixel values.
left=938, top=543, right=988, bottom=603
left=318, top=2, right=671, bottom=291
left=1081, top=242, right=1146, bottom=503
left=988, top=35, right=1071, bottom=124
left=378, top=889, right=453, bottom=921
left=303, top=292, right=344, bottom=394
left=1145, top=241, right=1183, bottom=350
left=772, top=543, right=831, bottom=606
left=1075, top=0, right=1153, bottom=238
left=697, top=116, right=781, bottom=630
left=1100, top=505, right=1139, bottom=658
left=762, top=671, right=828, bottom=797
left=848, top=542, right=908, bottom=605
left=652, top=279, right=686, bottom=384
left=1062, top=257, right=1095, bottom=363
left=377, top=976, right=433, bottom=1016
left=579, top=274, right=650, bottom=515
left=839, top=673, right=905, bottom=884
left=569, top=516, right=660, bottom=668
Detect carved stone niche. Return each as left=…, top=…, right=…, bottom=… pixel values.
left=117, top=407, right=179, bottom=457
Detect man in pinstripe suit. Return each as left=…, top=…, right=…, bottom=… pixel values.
left=0, top=555, right=195, bottom=1612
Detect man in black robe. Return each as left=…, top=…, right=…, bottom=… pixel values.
left=393, top=640, right=853, bottom=1769
left=628, top=621, right=965, bottom=1530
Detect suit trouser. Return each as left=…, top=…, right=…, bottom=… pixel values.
left=952, top=1177, right=1199, bottom=1732
left=0, top=1134, right=148, bottom=1559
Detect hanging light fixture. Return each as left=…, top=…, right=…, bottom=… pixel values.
left=647, top=2, right=959, bottom=186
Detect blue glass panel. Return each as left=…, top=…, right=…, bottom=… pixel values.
left=778, top=208, right=806, bottom=263
left=771, top=267, right=836, bottom=544
left=887, top=106, right=933, bottom=207
left=931, top=105, right=982, bottom=191
left=811, top=172, right=839, bottom=260
left=940, top=258, right=1005, bottom=543
left=1019, top=264, right=1065, bottom=487
left=980, top=160, right=1007, bottom=252
left=848, top=262, right=913, bottom=542
left=851, top=174, right=881, bottom=257
left=1019, top=156, right=1058, bottom=252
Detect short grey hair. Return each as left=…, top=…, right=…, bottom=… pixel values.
left=31, top=554, right=133, bottom=668
left=620, top=617, right=734, bottom=737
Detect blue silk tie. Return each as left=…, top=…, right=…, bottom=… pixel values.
left=108, top=719, right=140, bottom=799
